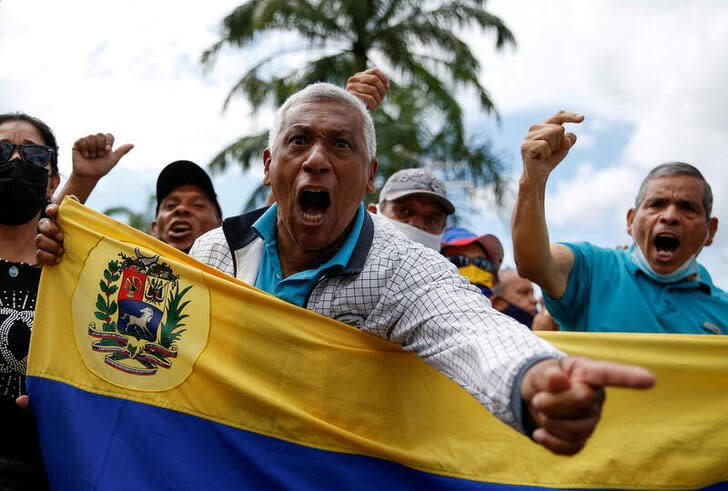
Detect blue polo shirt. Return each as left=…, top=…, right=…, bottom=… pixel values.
left=543, top=242, right=728, bottom=334
left=251, top=203, right=365, bottom=307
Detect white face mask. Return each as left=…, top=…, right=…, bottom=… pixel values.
left=629, top=243, right=700, bottom=283
left=377, top=208, right=442, bottom=250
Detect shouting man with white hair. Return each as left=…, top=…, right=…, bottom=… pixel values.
left=40, top=85, right=655, bottom=456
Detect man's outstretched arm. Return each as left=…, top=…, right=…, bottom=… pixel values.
left=521, top=356, right=656, bottom=455
left=512, top=111, right=583, bottom=298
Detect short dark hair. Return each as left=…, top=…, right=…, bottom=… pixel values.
left=0, top=112, right=59, bottom=175
left=635, top=162, right=712, bottom=218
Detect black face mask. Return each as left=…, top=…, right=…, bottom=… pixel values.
left=0, top=158, right=49, bottom=225
left=502, top=302, right=535, bottom=329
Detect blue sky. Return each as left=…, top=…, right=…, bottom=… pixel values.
left=2, top=0, right=727, bottom=288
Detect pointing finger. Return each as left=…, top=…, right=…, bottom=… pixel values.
left=544, top=111, right=584, bottom=125
left=566, top=358, right=656, bottom=389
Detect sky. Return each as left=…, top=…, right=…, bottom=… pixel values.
left=2, top=0, right=727, bottom=288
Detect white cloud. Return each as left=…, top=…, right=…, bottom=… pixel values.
left=2, top=0, right=727, bottom=288
left=465, top=0, right=728, bottom=287
left=546, top=163, right=639, bottom=230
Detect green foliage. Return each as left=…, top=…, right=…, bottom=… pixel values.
left=159, top=283, right=192, bottom=348
left=103, top=191, right=157, bottom=234
left=203, top=0, right=514, bottom=211
left=95, top=260, right=121, bottom=332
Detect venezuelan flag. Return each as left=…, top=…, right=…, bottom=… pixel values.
left=28, top=198, right=728, bottom=490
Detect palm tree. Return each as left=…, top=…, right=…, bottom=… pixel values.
left=203, top=0, right=514, bottom=209
left=104, top=194, right=156, bottom=233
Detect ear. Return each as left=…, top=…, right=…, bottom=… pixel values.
left=150, top=218, right=160, bottom=239
left=263, top=148, right=272, bottom=186
left=366, top=159, right=378, bottom=194
left=705, top=217, right=719, bottom=246
left=47, top=174, right=61, bottom=199
left=366, top=203, right=377, bottom=214
left=490, top=295, right=508, bottom=313
left=626, top=208, right=635, bottom=237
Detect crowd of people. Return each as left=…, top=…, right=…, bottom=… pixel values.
left=2, top=66, right=724, bottom=487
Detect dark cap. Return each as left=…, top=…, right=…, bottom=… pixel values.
left=441, top=226, right=504, bottom=274
left=378, top=168, right=455, bottom=215
left=156, top=160, right=221, bottom=217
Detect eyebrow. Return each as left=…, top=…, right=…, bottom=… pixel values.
left=285, top=124, right=357, bottom=139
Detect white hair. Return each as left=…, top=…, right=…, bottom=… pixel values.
left=268, top=82, right=376, bottom=161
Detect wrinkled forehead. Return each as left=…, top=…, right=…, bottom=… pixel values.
left=0, top=120, right=46, bottom=145
left=282, top=99, right=364, bottom=131
left=642, top=174, right=706, bottom=202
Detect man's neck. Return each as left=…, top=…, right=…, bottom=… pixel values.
left=276, top=222, right=355, bottom=278
left=0, top=217, right=41, bottom=264
left=277, top=236, right=348, bottom=278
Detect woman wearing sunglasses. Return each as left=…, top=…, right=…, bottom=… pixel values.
left=0, top=112, right=60, bottom=489
left=0, top=112, right=130, bottom=489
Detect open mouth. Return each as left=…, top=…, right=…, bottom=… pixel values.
left=653, top=233, right=679, bottom=259
left=170, top=223, right=192, bottom=235
left=299, top=188, right=330, bottom=223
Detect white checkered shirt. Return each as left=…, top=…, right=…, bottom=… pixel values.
left=190, top=212, right=563, bottom=430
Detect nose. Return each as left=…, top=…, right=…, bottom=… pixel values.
left=172, top=203, right=191, bottom=215
left=659, top=204, right=680, bottom=224
left=405, top=214, right=426, bottom=231
left=302, top=143, right=331, bottom=175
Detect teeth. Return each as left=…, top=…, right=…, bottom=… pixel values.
left=302, top=211, right=324, bottom=221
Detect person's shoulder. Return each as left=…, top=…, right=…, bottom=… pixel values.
left=189, top=226, right=233, bottom=274
left=697, top=264, right=728, bottom=299
left=191, top=226, right=226, bottom=251
left=560, top=241, right=627, bottom=265
left=369, top=213, right=448, bottom=265
left=367, top=213, right=461, bottom=285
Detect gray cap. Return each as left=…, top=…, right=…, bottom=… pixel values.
left=378, top=168, right=455, bottom=215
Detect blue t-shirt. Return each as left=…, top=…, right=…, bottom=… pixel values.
left=543, top=242, right=728, bottom=334
left=251, top=203, right=365, bottom=307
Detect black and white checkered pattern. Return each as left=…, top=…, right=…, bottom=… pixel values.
left=191, top=213, right=563, bottom=430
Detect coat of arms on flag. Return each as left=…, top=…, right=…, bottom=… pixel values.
left=72, top=240, right=209, bottom=391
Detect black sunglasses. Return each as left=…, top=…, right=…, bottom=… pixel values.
left=0, top=142, right=55, bottom=167
left=447, top=255, right=495, bottom=272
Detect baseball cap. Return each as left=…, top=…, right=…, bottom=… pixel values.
left=378, top=168, right=455, bottom=215
left=156, top=160, right=222, bottom=217
left=441, top=227, right=504, bottom=273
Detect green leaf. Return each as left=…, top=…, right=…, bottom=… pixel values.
left=108, top=302, right=118, bottom=315
left=104, top=270, right=111, bottom=281
left=100, top=280, right=109, bottom=294
left=107, top=284, right=118, bottom=295
left=96, top=294, right=107, bottom=312
left=95, top=312, right=107, bottom=321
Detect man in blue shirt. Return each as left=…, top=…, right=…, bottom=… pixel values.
left=513, top=111, right=727, bottom=334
